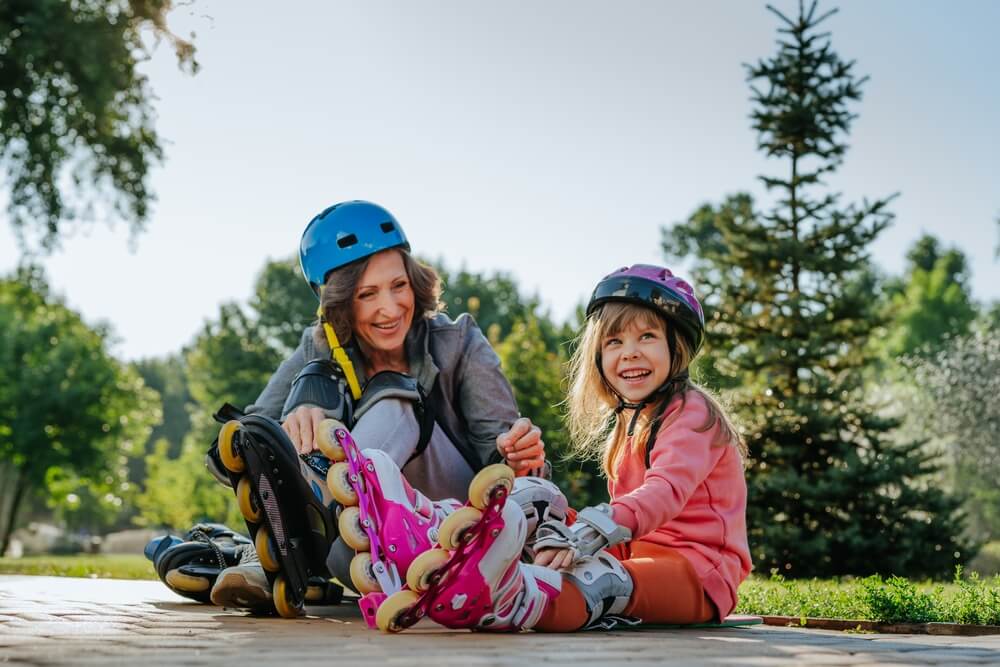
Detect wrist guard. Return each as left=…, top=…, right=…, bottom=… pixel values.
left=533, top=503, right=632, bottom=563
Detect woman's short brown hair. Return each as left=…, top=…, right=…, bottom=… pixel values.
left=312, top=249, right=443, bottom=351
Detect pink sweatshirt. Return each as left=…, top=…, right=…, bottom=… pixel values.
left=609, top=392, right=752, bottom=618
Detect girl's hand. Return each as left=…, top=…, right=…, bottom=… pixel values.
left=534, top=547, right=575, bottom=570
left=496, top=417, right=546, bottom=476
left=282, top=405, right=327, bottom=455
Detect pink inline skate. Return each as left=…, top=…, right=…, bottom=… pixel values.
left=315, top=419, right=461, bottom=628
left=374, top=464, right=561, bottom=633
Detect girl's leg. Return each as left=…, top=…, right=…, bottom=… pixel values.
left=618, top=541, right=715, bottom=624
left=533, top=541, right=715, bottom=631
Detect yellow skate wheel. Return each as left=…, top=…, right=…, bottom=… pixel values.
left=236, top=477, right=262, bottom=523
left=327, top=462, right=358, bottom=506
left=468, top=463, right=515, bottom=510
left=255, top=527, right=280, bottom=573
left=304, top=584, right=325, bottom=602
left=218, top=420, right=245, bottom=473
left=405, top=548, right=450, bottom=592
left=349, top=552, right=382, bottom=594
left=437, top=506, right=483, bottom=550
left=273, top=575, right=303, bottom=618
left=376, top=589, right=420, bottom=633
left=338, top=506, right=370, bottom=551
left=164, top=570, right=210, bottom=593
left=315, top=419, right=347, bottom=462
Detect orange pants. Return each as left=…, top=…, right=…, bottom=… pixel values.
left=534, top=540, right=716, bottom=632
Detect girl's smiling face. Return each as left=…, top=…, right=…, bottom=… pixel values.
left=351, top=250, right=415, bottom=357
left=600, top=317, right=672, bottom=404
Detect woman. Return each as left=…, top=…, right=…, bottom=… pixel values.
left=210, top=200, right=547, bottom=609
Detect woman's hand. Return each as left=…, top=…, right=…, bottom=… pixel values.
left=496, top=417, right=546, bottom=476
left=533, top=547, right=575, bottom=570
left=281, top=405, right=328, bottom=455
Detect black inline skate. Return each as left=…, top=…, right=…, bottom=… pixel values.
left=211, top=410, right=342, bottom=617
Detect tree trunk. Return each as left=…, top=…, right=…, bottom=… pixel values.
left=0, top=466, right=28, bottom=557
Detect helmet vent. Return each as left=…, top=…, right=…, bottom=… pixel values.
left=337, top=234, right=358, bottom=248
left=380, top=222, right=396, bottom=233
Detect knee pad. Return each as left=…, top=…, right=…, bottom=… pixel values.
left=355, top=371, right=422, bottom=420
left=356, top=371, right=435, bottom=460
left=509, top=477, right=569, bottom=551
left=282, top=359, right=354, bottom=424
left=564, top=551, right=634, bottom=629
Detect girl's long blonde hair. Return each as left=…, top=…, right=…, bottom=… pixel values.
left=566, top=302, right=745, bottom=479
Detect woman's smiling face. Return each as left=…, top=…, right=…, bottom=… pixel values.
left=351, top=250, right=414, bottom=356
left=600, top=317, right=671, bottom=403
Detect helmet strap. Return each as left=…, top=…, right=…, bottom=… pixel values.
left=316, top=304, right=363, bottom=401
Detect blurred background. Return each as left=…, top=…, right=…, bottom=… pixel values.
left=1, top=1, right=997, bottom=580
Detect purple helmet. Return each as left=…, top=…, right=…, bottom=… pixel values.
left=586, top=264, right=706, bottom=353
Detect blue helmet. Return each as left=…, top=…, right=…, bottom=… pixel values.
left=299, top=200, right=410, bottom=297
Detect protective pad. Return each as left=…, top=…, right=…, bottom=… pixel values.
left=354, top=371, right=422, bottom=422
left=282, top=359, right=354, bottom=423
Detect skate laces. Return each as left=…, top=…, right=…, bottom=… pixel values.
left=189, top=529, right=228, bottom=571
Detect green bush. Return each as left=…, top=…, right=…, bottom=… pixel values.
left=860, top=575, right=940, bottom=624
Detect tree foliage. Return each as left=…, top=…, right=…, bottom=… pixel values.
left=0, top=265, right=157, bottom=550
left=662, top=1, right=969, bottom=578
left=0, top=0, right=196, bottom=251
left=883, top=235, right=977, bottom=357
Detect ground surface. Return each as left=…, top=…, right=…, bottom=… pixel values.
left=2, top=575, right=999, bottom=666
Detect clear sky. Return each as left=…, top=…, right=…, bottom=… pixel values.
left=1, top=1, right=997, bottom=360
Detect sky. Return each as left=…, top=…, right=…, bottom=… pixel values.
left=1, top=1, right=998, bottom=361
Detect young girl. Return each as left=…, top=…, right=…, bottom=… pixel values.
left=377, top=264, right=751, bottom=632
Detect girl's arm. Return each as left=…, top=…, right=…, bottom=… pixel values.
left=610, top=393, right=726, bottom=538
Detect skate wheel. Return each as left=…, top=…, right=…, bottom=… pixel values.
left=349, top=552, right=381, bottom=594
left=405, top=548, right=450, bottom=592
left=164, top=569, right=210, bottom=593
left=255, top=527, right=280, bottom=573
left=338, top=506, right=370, bottom=551
left=273, top=575, right=304, bottom=618
left=468, top=463, right=515, bottom=510
left=218, top=420, right=245, bottom=473
left=376, top=589, right=420, bottom=633
left=327, top=462, right=358, bottom=506
left=437, top=506, right=483, bottom=550
left=236, top=477, right=262, bottom=523
left=315, top=419, right=347, bottom=462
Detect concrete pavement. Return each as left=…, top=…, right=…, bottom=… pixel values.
left=2, top=575, right=999, bottom=666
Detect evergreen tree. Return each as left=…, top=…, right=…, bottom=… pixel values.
left=662, top=1, right=970, bottom=578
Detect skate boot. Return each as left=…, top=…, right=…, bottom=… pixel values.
left=508, top=477, right=570, bottom=561
left=144, top=523, right=251, bottom=603
left=315, top=419, right=462, bottom=628
left=214, top=413, right=341, bottom=617
left=374, top=464, right=562, bottom=633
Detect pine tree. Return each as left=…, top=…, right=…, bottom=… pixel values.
left=663, top=1, right=971, bottom=578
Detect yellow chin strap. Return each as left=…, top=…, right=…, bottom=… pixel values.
left=318, top=304, right=362, bottom=401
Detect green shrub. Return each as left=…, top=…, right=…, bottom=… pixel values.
left=860, top=575, right=941, bottom=624
left=945, top=568, right=1000, bottom=625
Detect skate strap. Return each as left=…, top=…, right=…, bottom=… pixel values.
left=212, top=403, right=246, bottom=424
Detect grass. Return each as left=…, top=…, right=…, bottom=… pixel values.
left=0, top=554, right=156, bottom=580
left=736, top=568, right=1000, bottom=626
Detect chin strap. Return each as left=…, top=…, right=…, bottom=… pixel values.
left=317, top=304, right=362, bottom=401
left=612, top=370, right=690, bottom=437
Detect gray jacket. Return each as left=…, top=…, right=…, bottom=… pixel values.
left=246, top=312, right=520, bottom=471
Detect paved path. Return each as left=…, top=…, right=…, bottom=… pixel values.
left=1, top=576, right=999, bottom=666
